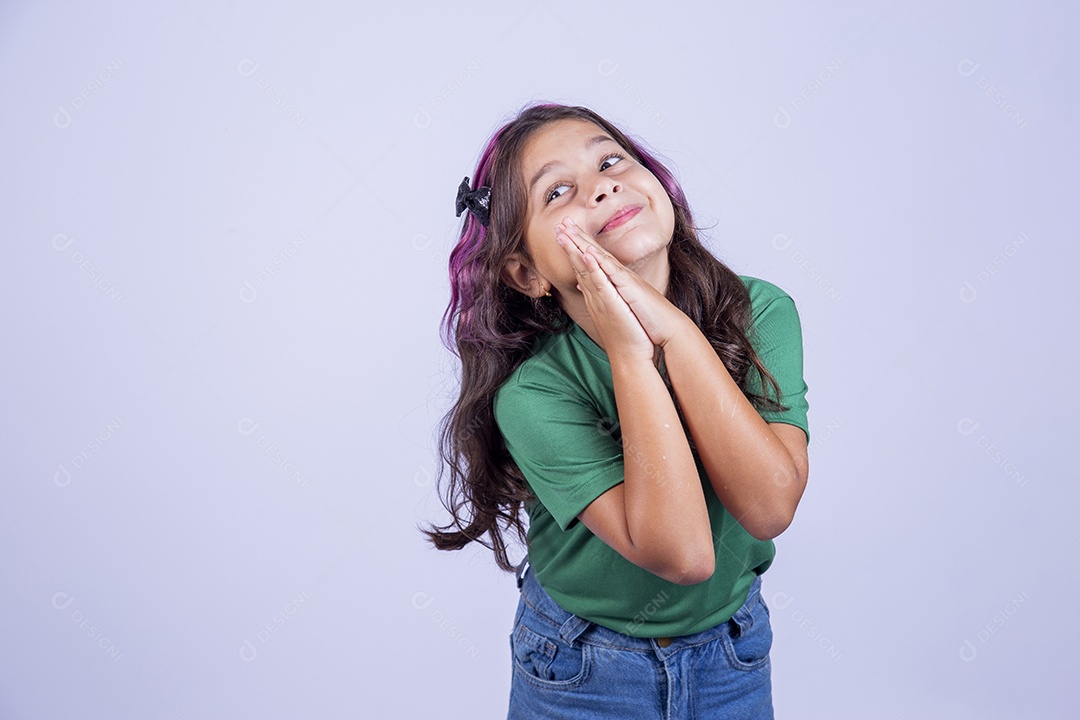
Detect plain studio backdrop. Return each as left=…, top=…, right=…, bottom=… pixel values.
left=1, top=1, right=1076, bottom=718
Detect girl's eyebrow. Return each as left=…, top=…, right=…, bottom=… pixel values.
left=528, top=135, right=619, bottom=195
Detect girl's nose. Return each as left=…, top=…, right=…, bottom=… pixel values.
left=591, top=178, right=622, bottom=205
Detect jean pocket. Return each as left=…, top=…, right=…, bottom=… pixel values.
left=722, top=593, right=773, bottom=671
left=511, top=619, right=591, bottom=689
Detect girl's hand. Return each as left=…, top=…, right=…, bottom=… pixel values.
left=555, top=217, right=690, bottom=350
left=555, top=220, right=655, bottom=365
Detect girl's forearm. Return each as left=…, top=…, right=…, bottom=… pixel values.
left=609, top=354, right=714, bottom=582
left=660, top=318, right=801, bottom=541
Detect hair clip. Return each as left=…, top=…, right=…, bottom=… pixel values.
left=455, top=176, right=491, bottom=227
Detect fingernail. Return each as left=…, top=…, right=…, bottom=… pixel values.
left=566, top=217, right=576, bottom=226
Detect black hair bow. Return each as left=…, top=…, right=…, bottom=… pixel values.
left=455, top=176, right=491, bottom=227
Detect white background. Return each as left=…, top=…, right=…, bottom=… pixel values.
left=1, top=1, right=1076, bottom=717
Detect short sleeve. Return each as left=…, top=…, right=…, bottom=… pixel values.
left=745, top=294, right=810, bottom=445
left=494, top=379, right=626, bottom=531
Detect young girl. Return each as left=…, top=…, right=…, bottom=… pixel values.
left=423, top=102, right=810, bottom=719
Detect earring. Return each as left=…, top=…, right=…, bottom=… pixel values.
left=543, top=286, right=552, bottom=298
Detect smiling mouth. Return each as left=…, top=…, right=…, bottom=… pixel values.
left=599, top=206, right=642, bottom=234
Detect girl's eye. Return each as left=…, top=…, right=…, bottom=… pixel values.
left=599, top=153, right=624, bottom=171
left=545, top=182, right=571, bottom=204
left=544, top=153, right=627, bottom=205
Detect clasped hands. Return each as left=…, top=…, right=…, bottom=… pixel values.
left=554, top=216, right=690, bottom=364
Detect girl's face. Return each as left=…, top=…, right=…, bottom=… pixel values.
left=514, top=118, right=676, bottom=298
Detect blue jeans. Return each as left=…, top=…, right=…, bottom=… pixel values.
left=508, top=557, right=774, bottom=720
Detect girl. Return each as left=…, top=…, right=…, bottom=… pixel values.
left=423, top=102, right=810, bottom=719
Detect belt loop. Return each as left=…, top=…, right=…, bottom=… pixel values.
left=515, top=555, right=530, bottom=590
left=560, top=614, right=591, bottom=645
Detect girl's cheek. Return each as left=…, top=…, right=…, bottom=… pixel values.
left=560, top=258, right=579, bottom=283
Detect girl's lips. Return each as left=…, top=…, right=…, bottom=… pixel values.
left=600, top=206, right=642, bottom=234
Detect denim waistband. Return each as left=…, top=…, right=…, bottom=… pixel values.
left=513, top=554, right=763, bottom=653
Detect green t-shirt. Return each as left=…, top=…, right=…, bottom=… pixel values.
left=492, top=274, right=810, bottom=638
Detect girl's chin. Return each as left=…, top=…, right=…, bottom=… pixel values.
left=611, top=241, right=666, bottom=268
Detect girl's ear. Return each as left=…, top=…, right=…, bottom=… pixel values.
left=500, top=252, right=543, bottom=298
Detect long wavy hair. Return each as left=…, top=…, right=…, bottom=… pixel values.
left=420, top=102, right=789, bottom=572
